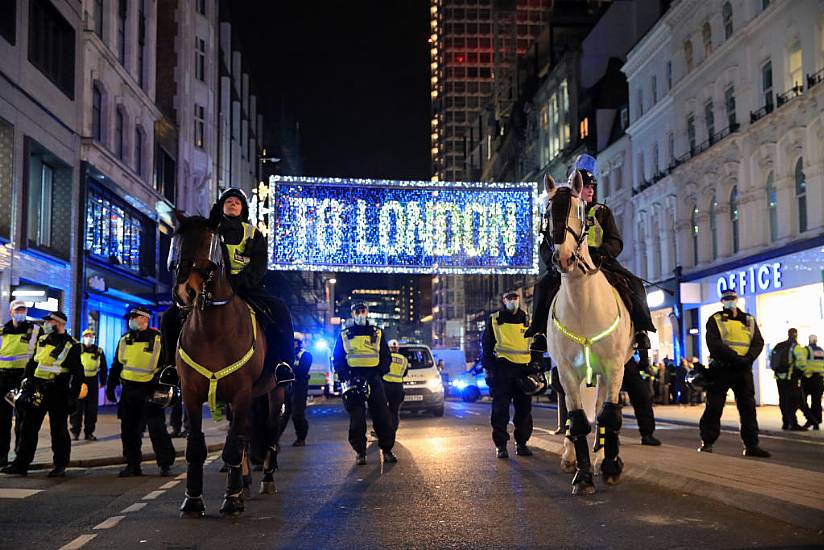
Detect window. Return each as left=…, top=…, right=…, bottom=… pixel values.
left=722, top=3, right=733, bottom=39
left=154, top=146, right=176, bottom=203
left=0, top=0, right=15, bottom=44
left=687, top=113, right=696, bottom=152
left=579, top=117, right=589, bottom=139
left=652, top=143, right=659, bottom=175
left=92, top=84, right=103, bottom=142
left=651, top=75, right=657, bottom=104
left=196, top=0, right=206, bottom=15
left=115, top=108, right=125, bottom=160
left=724, top=86, right=736, bottom=128
left=762, top=61, right=773, bottom=107
left=637, top=151, right=645, bottom=184
left=788, top=39, right=802, bottom=89
left=619, top=105, right=629, bottom=130
left=636, top=88, right=644, bottom=118
left=134, top=126, right=143, bottom=176
left=117, top=0, right=127, bottom=67
left=137, top=0, right=146, bottom=88
left=691, top=204, right=699, bottom=265
left=194, top=104, right=205, bottom=149
left=762, top=0, right=770, bottom=9
left=702, top=22, right=712, bottom=57
left=94, top=0, right=103, bottom=39
left=0, top=119, right=11, bottom=238
left=705, top=101, right=715, bottom=140
left=795, top=158, right=807, bottom=233
left=667, top=132, right=675, bottom=166
left=766, top=172, right=777, bottom=242
left=195, top=38, right=206, bottom=82
left=684, top=40, right=694, bottom=71
left=31, top=163, right=52, bottom=248
left=85, top=187, right=153, bottom=274
left=26, top=140, right=71, bottom=259
left=730, top=186, right=739, bottom=253
left=709, top=195, right=718, bottom=259
left=28, top=0, right=76, bottom=99
left=666, top=60, right=672, bottom=90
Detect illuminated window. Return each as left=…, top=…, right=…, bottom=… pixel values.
left=579, top=117, right=588, bottom=139
left=788, top=39, right=802, bottom=89
left=194, top=104, right=205, bottom=149
left=85, top=187, right=152, bottom=274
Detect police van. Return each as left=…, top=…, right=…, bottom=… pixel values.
left=399, top=343, right=445, bottom=416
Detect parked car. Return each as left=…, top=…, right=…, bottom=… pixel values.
left=449, top=361, right=489, bottom=403
left=399, top=343, right=445, bottom=417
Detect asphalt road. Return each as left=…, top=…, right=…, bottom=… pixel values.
left=0, top=399, right=821, bottom=550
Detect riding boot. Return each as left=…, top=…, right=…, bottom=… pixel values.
left=160, top=305, right=184, bottom=367
left=627, top=276, right=656, bottom=333
left=525, top=272, right=561, bottom=338
left=529, top=334, right=547, bottom=371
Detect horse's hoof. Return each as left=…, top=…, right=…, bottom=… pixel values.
left=561, top=461, right=576, bottom=474
left=604, top=473, right=622, bottom=486
left=179, top=496, right=206, bottom=519
left=219, top=496, right=244, bottom=516
left=259, top=481, right=277, bottom=495
left=572, top=482, right=596, bottom=496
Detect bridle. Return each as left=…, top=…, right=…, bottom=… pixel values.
left=171, top=229, right=235, bottom=311
left=547, top=189, right=598, bottom=276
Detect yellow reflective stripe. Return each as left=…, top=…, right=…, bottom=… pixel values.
left=81, top=351, right=101, bottom=377
left=0, top=328, right=38, bottom=370
left=343, top=330, right=381, bottom=367
left=383, top=353, right=407, bottom=382
left=119, top=335, right=161, bottom=382
left=491, top=312, right=530, bottom=364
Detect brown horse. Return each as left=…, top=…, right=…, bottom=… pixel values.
left=171, top=213, right=285, bottom=517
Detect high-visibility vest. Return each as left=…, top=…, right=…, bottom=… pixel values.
left=340, top=328, right=382, bottom=368
left=0, top=323, right=39, bottom=370
left=384, top=352, right=408, bottom=383
left=117, top=331, right=162, bottom=383
left=712, top=312, right=754, bottom=358
left=586, top=205, right=604, bottom=248
left=491, top=312, right=530, bottom=364
left=225, top=222, right=256, bottom=276
left=33, top=335, right=75, bottom=380
left=81, top=347, right=102, bottom=378
left=805, top=345, right=824, bottom=376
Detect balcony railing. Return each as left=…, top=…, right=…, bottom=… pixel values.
left=808, top=68, right=824, bottom=90
left=667, top=122, right=740, bottom=174
left=776, top=84, right=803, bottom=107
left=750, top=101, right=774, bottom=123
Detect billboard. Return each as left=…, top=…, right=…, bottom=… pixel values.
left=251, top=176, right=538, bottom=274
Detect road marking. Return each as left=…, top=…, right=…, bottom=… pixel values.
left=160, top=480, right=181, bottom=490
left=0, top=488, right=43, bottom=499
left=120, top=502, right=147, bottom=513
left=754, top=432, right=824, bottom=446
left=175, top=473, right=187, bottom=480
left=58, top=534, right=97, bottom=550
left=94, top=515, right=125, bottom=530
left=142, top=490, right=165, bottom=500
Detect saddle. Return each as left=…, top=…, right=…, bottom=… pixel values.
left=599, top=264, right=634, bottom=315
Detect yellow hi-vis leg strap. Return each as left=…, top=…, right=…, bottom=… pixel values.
left=178, top=308, right=258, bottom=422
left=551, top=288, right=623, bottom=386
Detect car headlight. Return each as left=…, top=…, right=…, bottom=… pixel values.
left=426, top=378, right=443, bottom=391
left=452, top=379, right=468, bottom=390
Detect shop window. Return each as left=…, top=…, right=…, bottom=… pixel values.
left=691, top=204, right=699, bottom=266
left=702, top=22, right=712, bottom=57
left=25, top=139, right=72, bottom=259
left=722, top=2, right=733, bottom=39
left=730, top=186, right=739, bottom=253
left=709, top=195, right=718, bottom=260
left=85, top=186, right=155, bottom=275
left=766, top=172, right=777, bottom=242
left=795, top=158, right=807, bottom=233
left=0, top=119, right=12, bottom=238
left=28, top=0, right=75, bottom=99
left=1, top=0, right=16, bottom=44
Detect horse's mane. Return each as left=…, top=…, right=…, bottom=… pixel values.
left=174, top=214, right=211, bottom=236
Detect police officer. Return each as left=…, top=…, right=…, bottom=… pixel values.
left=800, top=335, right=823, bottom=430
left=698, top=289, right=770, bottom=457
left=384, top=339, right=409, bottom=433
left=333, top=302, right=396, bottom=465
left=0, top=300, right=41, bottom=467
left=70, top=329, right=107, bottom=441
left=284, top=333, right=312, bottom=446
left=107, top=306, right=175, bottom=477
left=483, top=289, right=534, bottom=459
left=774, top=328, right=810, bottom=430
left=1, top=311, right=82, bottom=477
left=622, top=354, right=661, bottom=446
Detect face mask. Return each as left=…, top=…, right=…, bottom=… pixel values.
left=128, top=319, right=141, bottom=331
left=722, top=301, right=736, bottom=311
left=12, top=313, right=26, bottom=323
left=505, top=300, right=519, bottom=312
left=811, top=339, right=818, bottom=346
left=42, top=322, right=54, bottom=335
left=353, top=315, right=367, bottom=326
left=83, top=337, right=94, bottom=347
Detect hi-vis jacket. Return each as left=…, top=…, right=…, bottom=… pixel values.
left=80, top=345, right=108, bottom=383
left=23, top=332, right=83, bottom=397
left=384, top=352, right=409, bottom=384
left=0, top=321, right=41, bottom=371
left=225, top=222, right=257, bottom=276
left=110, top=329, right=162, bottom=384
left=332, top=323, right=391, bottom=379
left=705, top=308, right=764, bottom=367
left=482, top=308, right=530, bottom=367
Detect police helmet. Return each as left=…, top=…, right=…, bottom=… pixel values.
left=341, top=375, right=370, bottom=411
left=217, top=187, right=250, bottom=221
left=388, top=339, right=400, bottom=352
left=516, top=371, right=548, bottom=396
left=275, top=362, right=296, bottom=387
left=350, top=301, right=369, bottom=313
left=146, top=366, right=180, bottom=408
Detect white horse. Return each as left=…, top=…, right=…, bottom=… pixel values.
left=543, top=172, right=634, bottom=495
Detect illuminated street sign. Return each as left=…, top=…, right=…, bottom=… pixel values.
left=253, top=176, right=539, bottom=274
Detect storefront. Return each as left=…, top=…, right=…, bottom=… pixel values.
left=680, top=243, right=824, bottom=405
left=645, top=278, right=679, bottom=366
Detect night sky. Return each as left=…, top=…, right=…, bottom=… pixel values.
left=232, top=1, right=432, bottom=181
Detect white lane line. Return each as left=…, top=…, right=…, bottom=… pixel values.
left=175, top=473, right=187, bottom=480
left=0, top=488, right=43, bottom=499
left=120, top=502, right=147, bottom=513
left=142, top=490, right=165, bottom=500
left=94, top=515, right=126, bottom=530
left=58, top=534, right=97, bottom=550
left=160, top=480, right=181, bottom=490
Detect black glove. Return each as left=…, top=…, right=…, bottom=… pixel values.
left=106, top=387, right=118, bottom=403
left=484, top=369, right=494, bottom=388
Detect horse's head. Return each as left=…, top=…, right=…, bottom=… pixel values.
left=544, top=172, right=590, bottom=274
left=169, top=212, right=226, bottom=307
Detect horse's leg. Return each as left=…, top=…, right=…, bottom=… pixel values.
left=241, top=447, right=252, bottom=499
left=558, top=366, right=581, bottom=473
left=219, top=390, right=251, bottom=516
left=180, top=388, right=207, bottom=518
left=592, top=375, right=608, bottom=471
left=260, top=386, right=286, bottom=495
left=559, top=365, right=595, bottom=495
left=597, top=360, right=626, bottom=486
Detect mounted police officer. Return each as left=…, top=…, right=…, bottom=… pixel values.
left=800, top=335, right=823, bottom=430
left=1, top=311, right=82, bottom=477
left=483, top=289, right=534, bottom=459
left=0, top=300, right=41, bottom=467
left=70, top=329, right=108, bottom=441
left=283, top=333, right=312, bottom=446
left=384, top=339, right=409, bottom=433
left=698, top=289, right=770, bottom=457
left=107, top=306, right=175, bottom=477
left=333, top=302, right=396, bottom=465
left=526, top=154, right=655, bottom=359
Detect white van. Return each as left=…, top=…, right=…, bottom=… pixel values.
left=399, top=343, right=445, bottom=417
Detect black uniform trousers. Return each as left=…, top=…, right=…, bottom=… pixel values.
left=699, top=366, right=759, bottom=447
left=169, top=395, right=189, bottom=435
left=622, top=361, right=656, bottom=437
left=383, top=380, right=404, bottom=433
left=118, top=381, right=175, bottom=468
left=776, top=376, right=803, bottom=427
left=0, top=369, right=25, bottom=463
left=70, top=377, right=99, bottom=437
left=490, top=362, right=533, bottom=448
left=14, top=384, right=71, bottom=469
left=549, top=366, right=568, bottom=431
left=346, top=368, right=394, bottom=454
left=793, top=373, right=816, bottom=426
left=800, top=374, right=823, bottom=425
left=282, top=380, right=309, bottom=441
